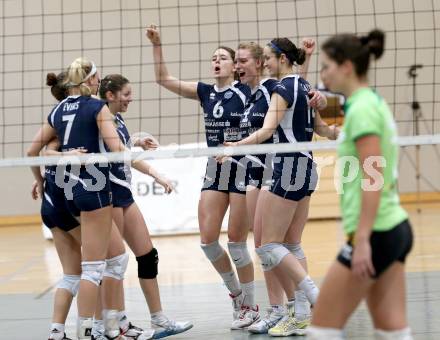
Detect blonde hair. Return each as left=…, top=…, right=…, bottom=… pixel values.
left=63, top=57, right=96, bottom=96
left=237, top=42, right=264, bottom=74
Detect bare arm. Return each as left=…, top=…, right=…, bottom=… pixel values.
left=352, top=135, right=383, bottom=278
left=146, top=24, right=198, bottom=100
left=297, top=38, right=315, bottom=80
left=26, top=123, right=57, bottom=183
left=237, top=93, right=288, bottom=145
left=314, top=110, right=340, bottom=140
left=96, top=106, right=126, bottom=153
left=42, top=138, right=88, bottom=156
left=132, top=161, right=174, bottom=193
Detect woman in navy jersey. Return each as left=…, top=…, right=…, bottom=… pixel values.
left=226, top=38, right=339, bottom=336
left=99, top=74, right=193, bottom=339
left=28, top=57, right=128, bottom=340
left=28, top=71, right=82, bottom=340
left=231, top=40, right=333, bottom=335
left=145, top=24, right=259, bottom=328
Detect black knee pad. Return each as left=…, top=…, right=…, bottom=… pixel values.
left=136, top=248, right=159, bottom=279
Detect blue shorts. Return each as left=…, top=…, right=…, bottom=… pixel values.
left=110, top=181, right=135, bottom=208
left=201, top=157, right=247, bottom=194
left=269, top=154, right=317, bottom=201
left=246, top=154, right=274, bottom=189
left=41, top=180, right=79, bottom=232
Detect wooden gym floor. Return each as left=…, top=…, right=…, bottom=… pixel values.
left=0, top=203, right=439, bottom=339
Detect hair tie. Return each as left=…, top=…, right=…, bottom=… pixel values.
left=82, top=62, right=97, bottom=82
left=270, top=42, right=284, bottom=54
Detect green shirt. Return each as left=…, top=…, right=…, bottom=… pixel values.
left=337, top=87, right=408, bottom=235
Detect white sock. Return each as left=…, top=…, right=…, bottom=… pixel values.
left=220, top=271, right=241, bottom=296
left=151, top=310, right=168, bottom=324
left=375, top=327, right=413, bottom=340
left=240, top=281, right=255, bottom=307
left=91, top=319, right=104, bottom=337
left=49, top=323, right=65, bottom=340
left=307, top=325, right=344, bottom=340
left=118, top=310, right=130, bottom=333
left=103, top=309, right=120, bottom=338
left=294, top=289, right=311, bottom=319
left=271, top=304, right=285, bottom=315
left=77, top=317, right=93, bottom=340
left=298, top=275, right=319, bottom=306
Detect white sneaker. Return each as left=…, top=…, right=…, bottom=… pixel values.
left=151, top=317, right=193, bottom=339
left=231, top=305, right=260, bottom=330
left=229, top=293, right=244, bottom=321
left=122, top=322, right=154, bottom=340
left=247, top=306, right=285, bottom=334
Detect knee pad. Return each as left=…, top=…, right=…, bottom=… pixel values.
left=201, top=240, right=225, bottom=262
left=57, top=274, right=81, bottom=296
left=81, top=260, right=106, bottom=286
left=284, top=243, right=306, bottom=260
left=136, top=248, right=159, bottom=279
left=103, top=252, right=129, bottom=281
left=255, top=243, right=290, bottom=271
left=227, top=241, right=252, bottom=268
left=306, top=326, right=344, bottom=340
left=374, top=328, right=413, bottom=340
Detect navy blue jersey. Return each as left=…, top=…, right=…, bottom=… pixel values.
left=276, top=75, right=314, bottom=158
left=197, top=81, right=250, bottom=147
left=110, top=113, right=132, bottom=187
left=240, top=78, right=291, bottom=144
left=48, top=95, right=106, bottom=153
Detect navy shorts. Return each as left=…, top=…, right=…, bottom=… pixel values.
left=62, top=167, right=112, bottom=216
left=337, top=219, right=413, bottom=278
left=269, top=154, right=317, bottom=201
left=110, top=181, right=135, bottom=208
left=201, top=157, right=247, bottom=194
left=41, top=180, right=79, bottom=232
left=246, top=154, right=274, bottom=189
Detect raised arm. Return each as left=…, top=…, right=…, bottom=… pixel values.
left=297, top=38, right=315, bottom=80
left=145, top=24, right=198, bottom=100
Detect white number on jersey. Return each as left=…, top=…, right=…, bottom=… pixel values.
left=62, top=114, right=76, bottom=145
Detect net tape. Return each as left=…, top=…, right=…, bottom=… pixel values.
left=1, top=134, right=439, bottom=168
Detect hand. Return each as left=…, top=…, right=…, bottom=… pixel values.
left=64, top=148, right=88, bottom=156
left=302, top=38, right=316, bottom=55
left=329, top=125, right=341, bottom=140
left=155, top=177, right=174, bottom=194
left=215, top=141, right=238, bottom=163
left=146, top=24, right=161, bottom=45
left=351, top=238, right=375, bottom=279
left=308, top=90, right=327, bottom=111
left=31, top=180, right=43, bottom=200
left=137, top=137, right=159, bottom=150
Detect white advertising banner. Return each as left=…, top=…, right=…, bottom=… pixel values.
left=131, top=143, right=229, bottom=235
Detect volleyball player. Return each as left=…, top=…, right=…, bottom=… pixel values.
left=145, top=24, right=260, bottom=328
left=98, top=74, right=193, bottom=338
left=28, top=71, right=82, bottom=340
left=229, top=39, right=335, bottom=335
left=307, top=30, right=413, bottom=340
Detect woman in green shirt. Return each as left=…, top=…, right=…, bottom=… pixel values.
left=308, top=30, right=413, bottom=340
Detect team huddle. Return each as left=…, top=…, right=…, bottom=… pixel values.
left=28, top=23, right=414, bottom=340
